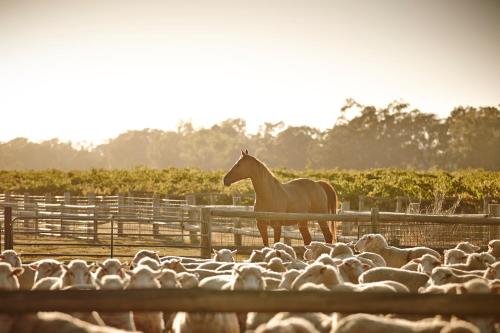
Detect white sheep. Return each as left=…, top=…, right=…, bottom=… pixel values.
left=264, top=277, right=282, bottom=290
left=355, top=234, right=440, bottom=268
left=484, top=262, right=500, bottom=280
left=0, top=249, right=22, bottom=267
left=96, top=275, right=136, bottom=332
left=337, top=257, right=369, bottom=284
left=315, top=253, right=341, bottom=267
left=176, top=272, right=199, bottom=288
left=264, top=249, right=294, bottom=263
left=267, top=257, right=287, bottom=273
left=273, top=242, right=297, bottom=259
left=278, top=269, right=302, bottom=290
left=359, top=267, right=429, bottom=292
left=245, top=248, right=272, bottom=263
left=198, top=274, right=233, bottom=290
left=440, top=318, right=480, bottom=333
left=454, top=278, right=495, bottom=333
left=443, top=249, right=468, bottom=265
left=487, top=239, right=500, bottom=260
left=162, top=259, right=230, bottom=280
left=291, top=263, right=342, bottom=290
left=126, top=266, right=164, bottom=333
left=0, top=250, right=35, bottom=290
left=254, top=317, right=320, bottom=333
left=30, top=258, right=63, bottom=282
left=226, top=265, right=266, bottom=291
left=61, top=259, right=95, bottom=288
left=95, top=258, right=129, bottom=280
left=136, top=256, right=161, bottom=271
left=419, top=283, right=462, bottom=295
left=448, top=252, right=495, bottom=271
left=430, top=267, right=487, bottom=286
left=454, top=241, right=481, bottom=254
left=31, top=276, right=62, bottom=290
left=334, top=313, right=449, bottom=333
left=303, top=242, right=334, bottom=261
left=415, top=254, right=442, bottom=275
left=269, top=312, right=332, bottom=333
left=131, top=249, right=161, bottom=268
left=356, top=252, right=387, bottom=267
left=172, top=312, right=239, bottom=333
left=212, top=248, right=237, bottom=262
left=0, top=262, right=23, bottom=290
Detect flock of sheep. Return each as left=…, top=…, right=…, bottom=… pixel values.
left=1, top=234, right=500, bottom=333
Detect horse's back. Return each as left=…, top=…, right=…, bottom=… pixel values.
left=282, top=178, right=329, bottom=213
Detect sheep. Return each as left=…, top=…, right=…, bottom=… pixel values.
left=273, top=241, right=297, bottom=259
left=176, top=272, right=199, bottom=288
left=267, top=257, right=287, bottom=273
left=333, top=313, right=449, bottom=333
left=440, top=318, right=480, bottom=333
left=284, top=259, right=309, bottom=270
left=291, top=263, right=342, bottom=290
left=269, top=312, right=332, bottom=333
left=401, top=261, right=419, bottom=272
left=454, top=241, right=480, bottom=254
left=96, top=275, right=136, bottom=331
left=415, top=254, right=442, bottom=275
left=6, top=311, right=139, bottom=333
left=172, top=312, right=239, bottom=333
left=265, top=249, right=294, bottom=263
left=32, top=276, right=62, bottom=290
left=198, top=274, right=233, bottom=290
left=430, top=267, right=487, bottom=286
left=0, top=249, right=22, bottom=267
left=246, top=312, right=278, bottom=332
left=279, top=269, right=302, bottom=290
left=162, top=259, right=231, bottom=280
left=448, top=253, right=495, bottom=271
left=487, top=239, right=500, bottom=260
left=316, top=253, right=341, bottom=267
left=95, top=258, right=129, bottom=280
left=131, top=249, right=161, bottom=268
left=155, top=268, right=182, bottom=332
left=0, top=262, right=23, bottom=290
left=353, top=281, right=409, bottom=293
left=212, top=248, right=237, bottom=262
left=61, top=260, right=95, bottom=288
left=444, top=249, right=468, bottom=265
left=30, top=258, right=63, bottom=282
left=254, top=317, right=320, bottom=333
left=358, top=267, right=429, bottom=292
left=264, top=277, right=282, bottom=290
left=356, top=252, right=386, bottom=267
left=355, top=234, right=440, bottom=268
left=246, top=248, right=271, bottom=263
left=337, top=257, right=369, bottom=284
left=483, top=262, right=500, bottom=280
left=455, top=279, right=495, bottom=333
left=136, top=257, right=161, bottom=271
left=327, top=243, right=377, bottom=268
left=126, top=266, right=164, bottom=333
left=303, top=242, right=334, bottom=261
left=419, top=283, right=462, bottom=295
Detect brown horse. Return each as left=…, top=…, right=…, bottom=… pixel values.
left=223, top=149, right=338, bottom=246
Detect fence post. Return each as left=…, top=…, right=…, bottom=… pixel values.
left=200, top=207, right=212, bottom=258
left=87, top=193, right=98, bottom=242
left=488, top=204, right=500, bottom=240
left=152, top=194, right=160, bottom=238
left=483, top=197, right=491, bottom=214
left=370, top=207, right=379, bottom=234
left=62, top=192, right=71, bottom=235
left=4, top=206, right=13, bottom=250
left=23, top=193, right=31, bottom=229
left=396, top=197, right=403, bottom=213
left=231, top=194, right=243, bottom=247
left=117, top=193, right=124, bottom=236
left=341, top=201, right=352, bottom=236
left=358, top=196, right=366, bottom=212
left=186, top=194, right=199, bottom=244
left=408, top=203, right=420, bottom=214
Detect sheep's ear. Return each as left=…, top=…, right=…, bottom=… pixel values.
left=457, top=286, right=467, bottom=295
left=98, top=263, right=105, bottom=269
left=0, top=255, right=5, bottom=260
left=319, top=266, right=327, bottom=274
left=94, top=278, right=103, bottom=288
left=62, top=264, right=69, bottom=271
left=304, top=245, right=312, bottom=250
left=121, top=263, right=129, bottom=269
left=231, top=249, right=237, bottom=254
left=413, top=258, right=422, bottom=264
left=362, top=264, right=371, bottom=270
left=11, top=267, right=24, bottom=276
left=212, top=249, right=218, bottom=255
left=29, top=263, right=38, bottom=271
left=89, top=263, right=99, bottom=272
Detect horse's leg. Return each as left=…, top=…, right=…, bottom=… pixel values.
left=298, top=221, right=312, bottom=245
left=330, top=221, right=337, bottom=243
left=273, top=224, right=282, bottom=244
left=318, top=221, right=333, bottom=244
left=257, top=220, right=269, bottom=247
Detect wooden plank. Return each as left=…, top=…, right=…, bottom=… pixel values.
left=0, top=290, right=500, bottom=315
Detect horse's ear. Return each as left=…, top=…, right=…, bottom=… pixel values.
left=244, top=149, right=248, bottom=155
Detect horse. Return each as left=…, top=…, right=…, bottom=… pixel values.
left=223, top=149, right=338, bottom=246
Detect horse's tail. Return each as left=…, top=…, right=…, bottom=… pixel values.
left=318, top=181, right=339, bottom=242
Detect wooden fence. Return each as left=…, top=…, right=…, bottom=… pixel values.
left=1, top=289, right=500, bottom=316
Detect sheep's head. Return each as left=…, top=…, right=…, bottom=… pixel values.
left=0, top=250, right=22, bottom=268
left=176, top=272, right=199, bottom=288
left=488, top=239, right=500, bottom=258
left=339, top=257, right=368, bottom=283
left=131, top=250, right=160, bottom=268
left=267, top=257, right=286, bottom=273
left=329, top=242, right=354, bottom=258
left=278, top=269, right=301, bottom=290
left=0, top=262, right=23, bottom=290
left=137, top=257, right=161, bottom=271
left=455, top=241, right=480, bottom=254
left=303, top=242, right=333, bottom=261
left=157, top=269, right=181, bottom=289
left=273, top=242, right=297, bottom=259
left=231, top=265, right=265, bottom=291
left=31, top=259, right=63, bottom=282
left=457, top=278, right=490, bottom=294
left=444, top=249, right=468, bottom=265
left=161, top=259, right=185, bottom=273
left=430, top=267, right=454, bottom=285
left=212, top=249, right=237, bottom=262
left=61, top=260, right=95, bottom=287
left=97, top=275, right=125, bottom=290
left=247, top=249, right=265, bottom=263
left=126, top=266, right=161, bottom=289
left=291, top=263, right=341, bottom=290
left=315, top=253, right=338, bottom=267
left=484, top=262, right=500, bottom=280
left=96, top=258, right=128, bottom=279
left=415, top=254, right=441, bottom=275
left=265, top=249, right=293, bottom=263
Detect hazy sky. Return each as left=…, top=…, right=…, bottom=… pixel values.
left=1, top=0, right=499, bottom=145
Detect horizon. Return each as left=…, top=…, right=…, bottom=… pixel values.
left=1, top=0, right=499, bottom=145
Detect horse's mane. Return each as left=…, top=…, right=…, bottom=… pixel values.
left=248, top=154, right=276, bottom=179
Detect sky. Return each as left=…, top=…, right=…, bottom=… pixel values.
left=0, top=0, right=499, bottom=145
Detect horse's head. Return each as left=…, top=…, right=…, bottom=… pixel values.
left=223, top=149, right=257, bottom=186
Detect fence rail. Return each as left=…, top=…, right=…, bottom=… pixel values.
left=1, top=289, right=500, bottom=315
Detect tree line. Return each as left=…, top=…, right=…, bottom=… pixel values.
left=1, top=101, right=499, bottom=170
